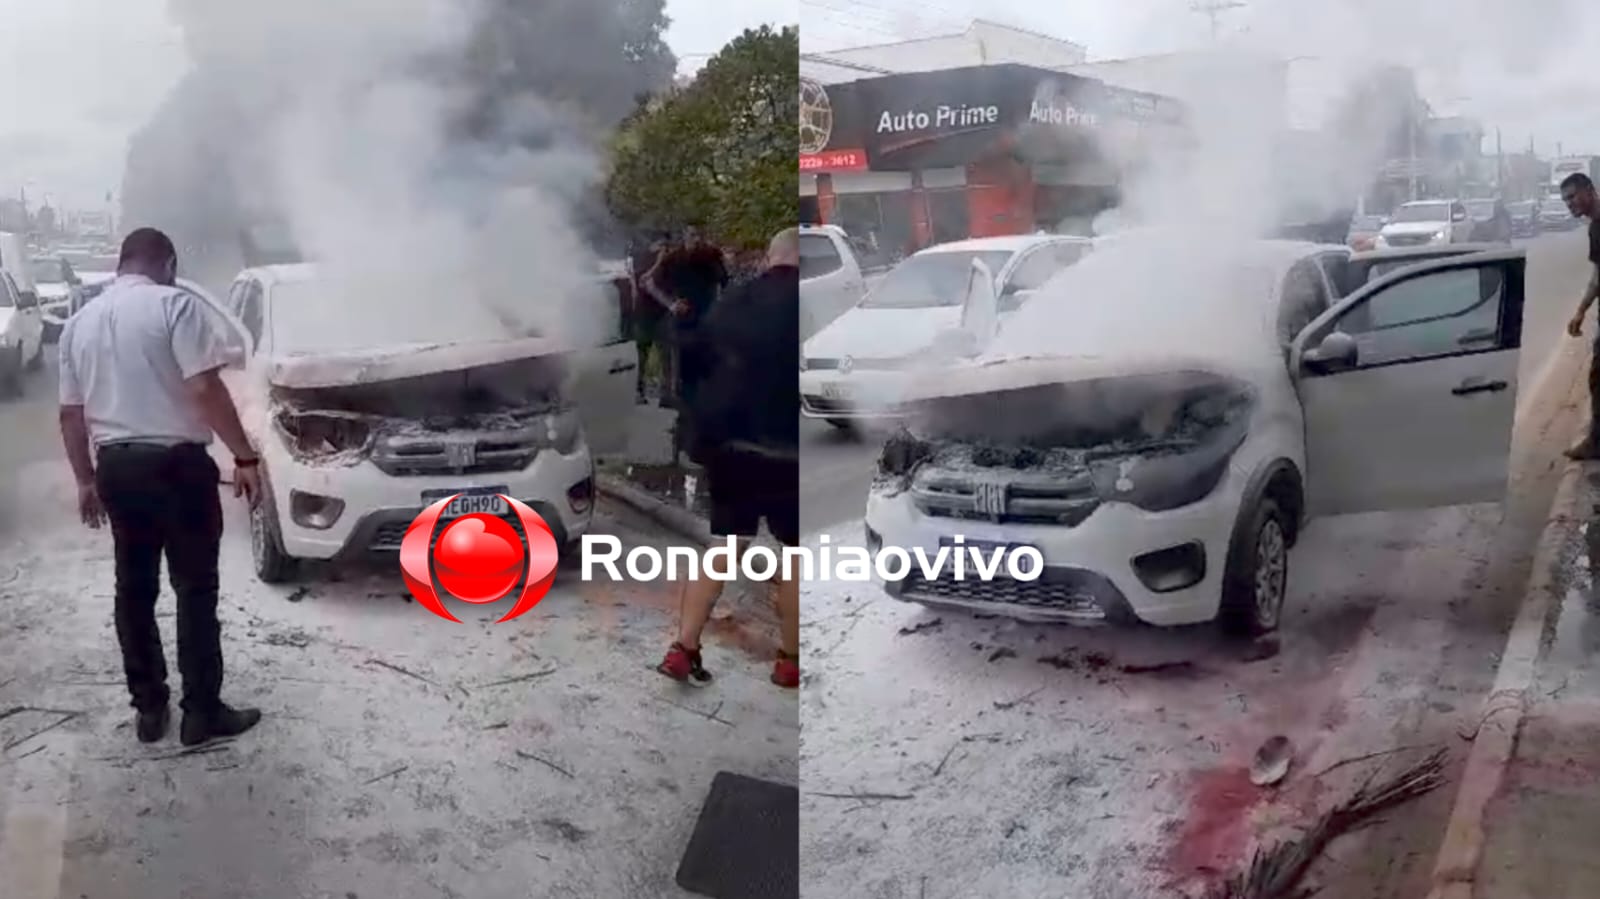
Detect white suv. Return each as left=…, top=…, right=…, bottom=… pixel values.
left=189, top=265, right=637, bottom=582
left=865, top=235, right=1525, bottom=635
left=1376, top=200, right=1473, bottom=249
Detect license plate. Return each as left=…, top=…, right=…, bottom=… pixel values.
left=821, top=381, right=851, bottom=400
left=422, top=487, right=510, bottom=519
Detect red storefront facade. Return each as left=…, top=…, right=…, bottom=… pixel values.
left=799, top=63, right=1186, bottom=262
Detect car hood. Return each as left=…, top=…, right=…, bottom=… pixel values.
left=265, top=335, right=569, bottom=390
left=804, top=305, right=965, bottom=360
left=892, top=352, right=1271, bottom=406
left=1381, top=221, right=1450, bottom=236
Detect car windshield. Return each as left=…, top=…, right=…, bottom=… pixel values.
left=1350, top=215, right=1386, bottom=230
left=1390, top=203, right=1451, bottom=223
left=989, top=235, right=1281, bottom=366
left=860, top=250, right=1014, bottom=309
left=30, top=259, right=65, bottom=283
left=268, top=276, right=542, bottom=355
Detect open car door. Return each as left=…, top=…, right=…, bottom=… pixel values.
left=1291, top=248, right=1525, bottom=517
left=568, top=277, right=637, bottom=457
left=178, top=278, right=257, bottom=476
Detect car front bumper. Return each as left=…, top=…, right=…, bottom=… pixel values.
left=264, top=438, right=595, bottom=562
left=862, top=464, right=1249, bottom=627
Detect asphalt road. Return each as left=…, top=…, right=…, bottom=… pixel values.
left=0, top=352, right=796, bottom=899
left=799, top=232, right=1592, bottom=535
left=797, top=230, right=1596, bottom=898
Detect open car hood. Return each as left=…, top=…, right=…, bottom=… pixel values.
left=893, top=352, right=1261, bottom=404
left=265, top=335, right=569, bottom=390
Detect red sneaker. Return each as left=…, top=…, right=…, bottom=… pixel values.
left=657, top=642, right=713, bottom=686
left=771, top=653, right=800, bottom=689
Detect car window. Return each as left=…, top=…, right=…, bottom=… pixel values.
left=1005, top=247, right=1062, bottom=292
left=800, top=233, right=843, bottom=280
left=1451, top=202, right=1468, bottom=220
left=1334, top=266, right=1505, bottom=367
left=1277, top=259, right=1331, bottom=344
left=239, top=280, right=265, bottom=346
left=1316, top=251, right=1355, bottom=297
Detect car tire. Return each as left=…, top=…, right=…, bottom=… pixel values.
left=25, top=339, right=43, bottom=371
left=1219, top=495, right=1290, bottom=637
left=250, top=477, right=297, bottom=584
left=0, top=347, right=21, bottom=399
left=42, top=320, right=62, bottom=344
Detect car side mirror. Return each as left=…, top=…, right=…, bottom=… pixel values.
left=15, top=291, right=37, bottom=310
left=1452, top=211, right=1468, bottom=222
left=1303, top=331, right=1358, bottom=374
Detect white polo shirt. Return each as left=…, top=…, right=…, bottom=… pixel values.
left=59, top=274, right=242, bottom=448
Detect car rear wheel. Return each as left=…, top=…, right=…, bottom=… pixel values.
left=1219, top=496, right=1289, bottom=636
left=250, top=478, right=297, bottom=584
left=0, top=346, right=21, bottom=399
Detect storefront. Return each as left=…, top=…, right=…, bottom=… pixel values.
left=799, top=63, right=1188, bottom=250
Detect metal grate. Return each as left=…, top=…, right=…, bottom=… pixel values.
left=911, top=472, right=1100, bottom=526
left=371, top=427, right=540, bottom=477
left=1381, top=233, right=1435, bottom=248
left=901, top=572, right=1108, bottom=620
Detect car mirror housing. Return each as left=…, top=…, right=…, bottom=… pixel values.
left=1303, top=331, right=1358, bottom=374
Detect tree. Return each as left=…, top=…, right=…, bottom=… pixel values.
left=605, top=25, right=798, bottom=248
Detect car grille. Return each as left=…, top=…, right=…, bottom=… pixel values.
left=371, top=427, right=541, bottom=477
left=911, top=471, right=1100, bottom=526
left=900, top=570, right=1109, bottom=620
left=1382, top=233, right=1435, bottom=247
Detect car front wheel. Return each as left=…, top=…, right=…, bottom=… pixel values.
left=250, top=479, right=297, bottom=584
left=1219, top=496, right=1289, bottom=636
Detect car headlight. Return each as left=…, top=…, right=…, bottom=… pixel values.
left=543, top=408, right=582, bottom=455
left=1089, top=419, right=1250, bottom=513
left=272, top=409, right=375, bottom=462
left=1433, top=229, right=1448, bottom=241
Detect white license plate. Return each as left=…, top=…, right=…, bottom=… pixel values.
left=821, top=382, right=851, bottom=400
left=422, top=488, right=509, bottom=519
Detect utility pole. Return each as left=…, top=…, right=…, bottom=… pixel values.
left=1191, top=0, right=1246, bottom=42
left=1496, top=127, right=1504, bottom=195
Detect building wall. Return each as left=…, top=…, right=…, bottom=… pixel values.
left=807, top=20, right=1086, bottom=77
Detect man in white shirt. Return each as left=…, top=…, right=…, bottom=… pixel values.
left=58, top=228, right=265, bottom=746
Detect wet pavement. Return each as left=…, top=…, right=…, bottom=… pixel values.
left=1476, top=466, right=1600, bottom=898
left=0, top=352, right=796, bottom=899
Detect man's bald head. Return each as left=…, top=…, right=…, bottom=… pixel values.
left=767, top=227, right=799, bottom=268
left=119, top=227, right=179, bottom=285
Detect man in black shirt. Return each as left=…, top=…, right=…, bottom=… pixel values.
left=1562, top=172, right=1600, bottom=459
left=656, top=227, right=800, bottom=688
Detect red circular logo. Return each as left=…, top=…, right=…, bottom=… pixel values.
left=397, top=495, right=561, bottom=623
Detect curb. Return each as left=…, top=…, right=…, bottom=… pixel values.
left=595, top=473, right=714, bottom=547
left=1426, top=444, right=1587, bottom=898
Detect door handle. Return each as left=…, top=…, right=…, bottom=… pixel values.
left=608, top=362, right=637, bottom=374
left=1451, top=378, right=1507, bottom=396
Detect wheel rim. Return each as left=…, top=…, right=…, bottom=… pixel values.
left=250, top=503, right=269, bottom=569
left=1253, top=518, right=1288, bottom=624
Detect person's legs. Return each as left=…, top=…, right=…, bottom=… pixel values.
left=657, top=452, right=756, bottom=684
left=762, top=457, right=802, bottom=689
left=95, top=446, right=171, bottom=730
left=163, top=446, right=260, bottom=744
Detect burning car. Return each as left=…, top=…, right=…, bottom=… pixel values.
left=865, top=234, right=1526, bottom=635
left=186, top=264, right=635, bottom=582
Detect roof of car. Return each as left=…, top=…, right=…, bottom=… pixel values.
left=242, top=263, right=318, bottom=287
left=1348, top=243, right=1504, bottom=263
left=918, top=234, right=1093, bottom=255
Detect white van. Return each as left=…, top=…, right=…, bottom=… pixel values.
left=0, top=232, right=44, bottom=397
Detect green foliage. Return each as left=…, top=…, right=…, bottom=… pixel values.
left=606, top=25, right=798, bottom=248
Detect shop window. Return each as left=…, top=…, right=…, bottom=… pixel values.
left=833, top=192, right=913, bottom=269
left=799, top=196, right=820, bottom=225
left=927, top=189, right=969, bottom=245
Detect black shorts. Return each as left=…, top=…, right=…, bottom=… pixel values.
left=706, top=448, right=799, bottom=546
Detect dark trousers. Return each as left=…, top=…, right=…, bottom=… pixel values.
left=95, top=442, right=226, bottom=715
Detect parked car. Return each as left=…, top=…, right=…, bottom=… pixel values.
left=31, top=255, right=86, bottom=342
left=1375, top=200, right=1474, bottom=248
left=1508, top=200, right=1539, bottom=239
left=1345, top=214, right=1387, bottom=250
left=865, top=234, right=1526, bottom=635
left=1539, top=196, right=1583, bottom=232
left=1464, top=199, right=1513, bottom=244
left=192, top=265, right=636, bottom=582
left=0, top=270, right=45, bottom=397
left=800, top=225, right=871, bottom=345
left=800, top=234, right=1094, bottom=428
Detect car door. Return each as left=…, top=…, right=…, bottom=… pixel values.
left=569, top=278, right=636, bottom=457
left=3, top=273, right=42, bottom=361
left=1291, top=249, right=1525, bottom=517
left=800, top=231, right=859, bottom=341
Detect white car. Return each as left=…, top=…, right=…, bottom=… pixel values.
left=31, top=255, right=87, bottom=342
left=800, top=224, right=870, bottom=343
left=865, top=234, right=1525, bottom=635
left=0, top=270, right=45, bottom=396
left=1375, top=200, right=1473, bottom=249
left=190, top=264, right=637, bottom=583
left=800, top=234, right=1093, bottom=427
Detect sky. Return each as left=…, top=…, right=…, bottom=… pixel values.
left=800, top=0, right=1600, bottom=160
left=0, top=0, right=797, bottom=212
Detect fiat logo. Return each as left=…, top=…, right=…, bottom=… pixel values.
left=838, top=356, right=854, bottom=374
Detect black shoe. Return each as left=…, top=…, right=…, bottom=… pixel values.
left=136, top=706, right=170, bottom=743
left=180, top=704, right=262, bottom=747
